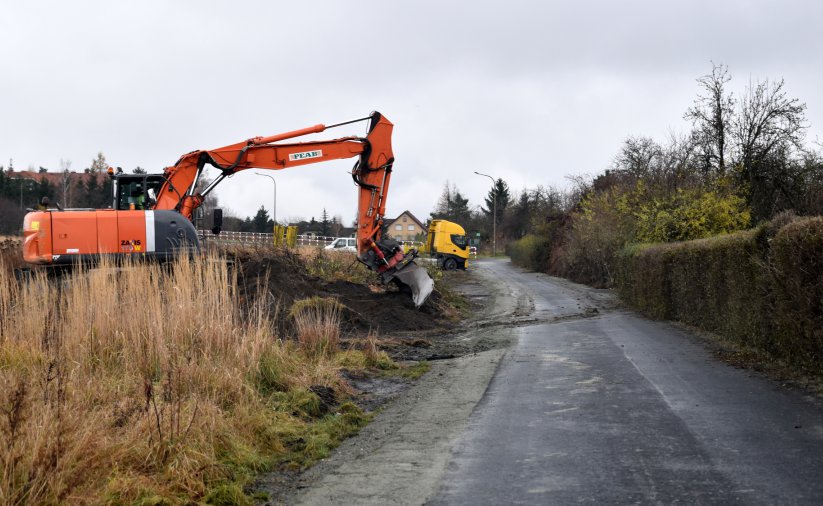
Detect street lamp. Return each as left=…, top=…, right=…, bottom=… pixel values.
left=474, top=171, right=496, bottom=257
left=254, top=173, right=277, bottom=225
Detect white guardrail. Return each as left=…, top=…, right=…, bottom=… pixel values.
left=197, top=230, right=424, bottom=249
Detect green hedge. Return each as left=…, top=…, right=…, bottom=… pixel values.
left=507, top=234, right=551, bottom=272
left=770, top=218, right=823, bottom=366
left=617, top=217, right=823, bottom=371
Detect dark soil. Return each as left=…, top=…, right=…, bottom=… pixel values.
left=229, top=248, right=459, bottom=340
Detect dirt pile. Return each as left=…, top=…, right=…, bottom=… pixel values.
left=230, top=248, right=455, bottom=338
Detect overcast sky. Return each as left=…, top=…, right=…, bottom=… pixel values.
left=2, top=1, right=821, bottom=224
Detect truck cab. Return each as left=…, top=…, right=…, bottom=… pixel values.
left=426, top=219, right=469, bottom=270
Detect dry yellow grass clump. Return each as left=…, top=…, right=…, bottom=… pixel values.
left=0, top=254, right=373, bottom=505
left=297, top=247, right=374, bottom=285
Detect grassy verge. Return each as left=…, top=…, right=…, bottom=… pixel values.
left=0, top=252, right=419, bottom=504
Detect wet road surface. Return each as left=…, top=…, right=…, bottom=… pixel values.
left=431, top=259, right=823, bottom=505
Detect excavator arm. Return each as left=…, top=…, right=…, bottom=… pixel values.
left=153, top=111, right=433, bottom=306
left=155, top=112, right=393, bottom=253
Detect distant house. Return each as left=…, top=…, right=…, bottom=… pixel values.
left=384, top=210, right=425, bottom=242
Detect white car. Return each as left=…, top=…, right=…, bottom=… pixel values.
left=324, top=237, right=358, bottom=252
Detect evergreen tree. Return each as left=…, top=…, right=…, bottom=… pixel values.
left=507, top=189, right=533, bottom=239
left=36, top=175, right=55, bottom=205
left=430, top=181, right=472, bottom=224
left=75, top=153, right=110, bottom=208
left=251, top=206, right=272, bottom=232
left=82, top=173, right=99, bottom=208
left=320, top=208, right=330, bottom=236
left=482, top=178, right=511, bottom=225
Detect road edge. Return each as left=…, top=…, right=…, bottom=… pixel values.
left=281, top=346, right=509, bottom=505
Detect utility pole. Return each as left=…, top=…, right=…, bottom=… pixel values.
left=474, top=171, right=497, bottom=256
left=11, top=177, right=32, bottom=209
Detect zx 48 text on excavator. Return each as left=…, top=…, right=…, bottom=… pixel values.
left=21, top=111, right=435, bottom=307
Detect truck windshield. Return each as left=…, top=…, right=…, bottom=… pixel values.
left=451, top=234, right=468, bottom=249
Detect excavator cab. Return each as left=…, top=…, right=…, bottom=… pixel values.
left=113, top=174, right=164, bottom=211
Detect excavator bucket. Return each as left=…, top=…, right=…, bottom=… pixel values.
left=392, top=261, right=435, bottom=308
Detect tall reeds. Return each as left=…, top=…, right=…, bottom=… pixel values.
left=0, top=252, right=368, bottom=504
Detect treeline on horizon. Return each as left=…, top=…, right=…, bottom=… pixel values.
left=0, top=157, right=351, bottom=237
left=0, top=154, right=116, bottom=235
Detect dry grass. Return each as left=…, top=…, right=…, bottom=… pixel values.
left=298, top=247, right=374, bottom=285
left=0, top=237, right=24, bottom=276
left=0, top=253, right=375, bottom=504
left=290, top=297, right=343, bottom=359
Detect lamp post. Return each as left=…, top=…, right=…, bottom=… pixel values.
left=474, top=171, right=496, bottom=257
left=254, top=173, right=277, bottom=225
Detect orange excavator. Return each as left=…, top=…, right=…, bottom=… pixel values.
left=21, top=111, right=434, bottom=306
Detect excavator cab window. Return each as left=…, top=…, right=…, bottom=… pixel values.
left=114, top=175, right=164, bottom=210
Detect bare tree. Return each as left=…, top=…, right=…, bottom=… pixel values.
left=659, top=130, right=701, bottom=190
left=88, top=152, right=107, bottom=174
left=685, top=63, right=735, bottom=176
left=614, top=136, right=661, bottom=179
left=734, top=77, right=807, bottom=168
left=59, top=158, right=72, bottom=207
left=733, top=77, right=808, bottom=220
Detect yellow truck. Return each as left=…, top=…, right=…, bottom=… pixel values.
left=426, top=219, right=470, bottom=270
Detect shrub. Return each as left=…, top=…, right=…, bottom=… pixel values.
left=633, top=187, right=751, bottom=243
left=554, top=182, right=751, bottom=287
left=507, top=234, right=550, bottom=271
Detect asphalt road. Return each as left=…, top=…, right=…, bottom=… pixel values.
left=432, top=259, right=823, bottom=505
left=285, top=259, right=823, bottom=505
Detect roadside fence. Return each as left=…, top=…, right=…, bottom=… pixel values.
left=197, top=230, right=424, bottom=251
